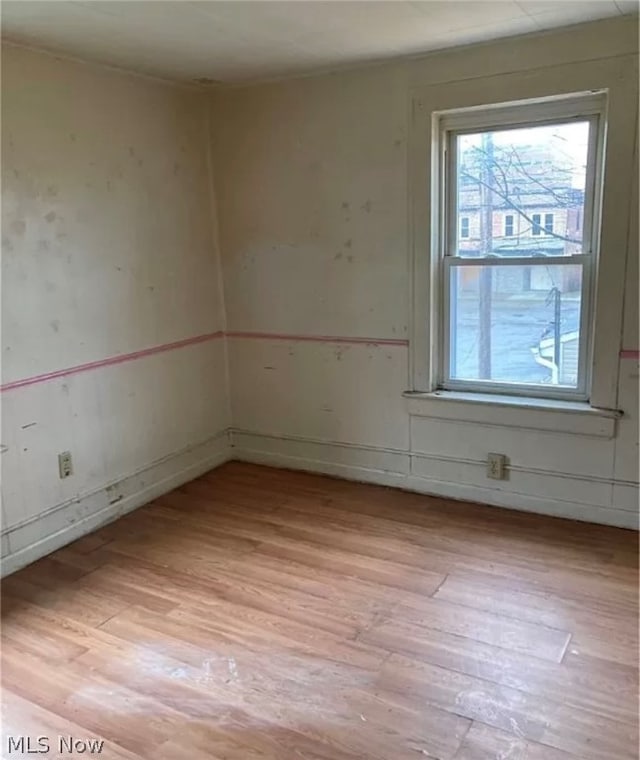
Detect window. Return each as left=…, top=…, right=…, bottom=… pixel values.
left=410, top=65, right=634, bottom=421
left=505, top=214, right=514, bottom=236
left=436, top=94, right=605, bottom=400
left=531, top=213, right=542, bottom=236
left=545, top=213, right=554, bottom=234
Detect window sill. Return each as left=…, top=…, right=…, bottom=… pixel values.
left=403, top=390, right=621, bottom=438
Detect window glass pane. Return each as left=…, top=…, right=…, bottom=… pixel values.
left=505, top=215, right=514, bottom=236
left=455, top=121, right=590, bottom=257
left=531, top=214, right=542, bottom=236
left=544, top=213, right=554, bottom=233
left=449, top=264, right=583, bottom=388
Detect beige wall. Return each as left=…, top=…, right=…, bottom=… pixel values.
left=1, top=44, right=230, bottom=572
left=211, top=16, right=639, bottom=528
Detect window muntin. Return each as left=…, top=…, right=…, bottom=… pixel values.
left=440, top=109, right=601, bottom=400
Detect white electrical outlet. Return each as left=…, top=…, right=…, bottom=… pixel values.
left=487, top=453, right=507, bottom=480
left=58, top=451, right=73, bottom=479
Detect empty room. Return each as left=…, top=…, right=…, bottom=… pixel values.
left=1, top=1, right=638, bottom=758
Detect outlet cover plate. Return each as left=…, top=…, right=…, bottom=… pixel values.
left=58, top=451, right=73, bottom=479
left=487, top=452, right=507, bottom=480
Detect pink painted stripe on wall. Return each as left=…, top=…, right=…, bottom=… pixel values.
left=2, top=327, right=636, bottom=392
left=226, top=330, right=409, bottom=347
left=0, top=330, right=406, bottom=393
left=0, top=330, right=225, bottom=393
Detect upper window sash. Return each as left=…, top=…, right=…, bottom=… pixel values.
left=439, top=93, right=606, bottom=262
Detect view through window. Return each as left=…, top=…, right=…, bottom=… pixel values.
left=441, top=114, right=599, bottom=397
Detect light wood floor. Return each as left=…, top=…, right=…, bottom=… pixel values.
left=1, top=462, right=638, bottom=760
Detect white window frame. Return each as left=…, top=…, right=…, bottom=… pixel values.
left=438, top=93, right=605, bottom=402
left=407, top=56, right=637, bottom=436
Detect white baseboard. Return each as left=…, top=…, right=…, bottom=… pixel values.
left=4, top=426, right=634, bottom=578
left=1, top=431, right=232, bottom=577
left=231, top=429, right=639, bottom=530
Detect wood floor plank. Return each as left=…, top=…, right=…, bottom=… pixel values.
left=453, top=722, right=578, bottom=760
left=166, top=599, right=388, bottom=671
left=1, top=602, right=90, bottom=664
left=383, top=598, right=572, bottom=662
left=2, top=575, right=129, bottom=627
left=254, top=540, right=446, bottom=596
left=2, top=690, right=142, bottom=760
left=434, top=572, right=638, bottom=639
left=376, top=653, right=638, bottom=760
left=160, top=488, right=450, bottom=585
left=1, top=638, right=178, bottom=757
left=1, top=462, right=637, bottom=760
left=86, top=556, right=378, bottom=639
left=360, top=616, right=637, bottom=724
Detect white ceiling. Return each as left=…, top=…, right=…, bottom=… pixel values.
left=1, top=1, right=637, bottom=84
